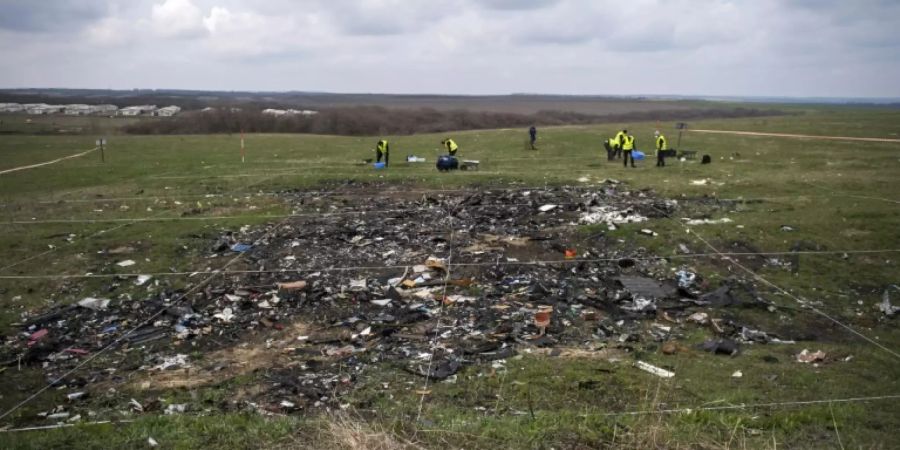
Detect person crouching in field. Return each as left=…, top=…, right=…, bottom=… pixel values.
left=375, top=139, right=389, bottom=166
left=604, top=136, right=619, bottom=161
left=442, top=138, right=459, bottom=156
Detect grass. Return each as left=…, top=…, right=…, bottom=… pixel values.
left=0, top=106, right=899, bottom=448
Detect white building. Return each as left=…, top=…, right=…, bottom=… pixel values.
left=155, top=105, right=181, bottom=117
left=92, top=104, right=119, bottom=115
left=64, top=104, right=93, bottom=115
left=118, top=105, right=157, bottom=116
left=0, top=103, right=24, bottom=113
left=24, top=103, right=64, bottom=115
left=263, top=108, right=318, bottom=116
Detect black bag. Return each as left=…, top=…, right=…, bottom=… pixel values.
left=701, top=154, right=712, bottom=164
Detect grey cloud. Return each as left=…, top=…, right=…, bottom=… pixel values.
left=478, top=0, right=559, bottom=11
left=0, top=0, right=109, bottom=32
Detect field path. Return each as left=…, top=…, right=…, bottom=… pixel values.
left=690, top=129, right=900, bottom=143
left=0, top=147, right=98, bottom=175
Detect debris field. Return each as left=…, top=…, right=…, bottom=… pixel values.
left=2, top=182, right=857, bottom=422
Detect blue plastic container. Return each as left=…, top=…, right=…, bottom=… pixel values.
left=632, top=150, right=645, bottom=160
left=373, top=162, right=386, bottom=169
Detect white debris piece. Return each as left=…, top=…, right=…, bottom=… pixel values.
left=732, top=370, right=743, bottom=378
left=116, top=259, right=136, bottom=267
left=154, top=354, right=190, bottom=371
left=690, top=179, right=710, bottom=185
left=148, top=436, right=159, bottom=447
left=684, top=217, right=734, bottom=225
left=538, top=204, right=557, bottom=212
left=164, top=404, right=187, bottom=415
left=635, top=361, right=675, bottom=378
left=687, top=312, right=709, bottom=324
left=78, top=297, right=110, bottom=311
left=446, top=295, right=477, bottom=304
left=213, top=307, right=235, bottom=322
left=370, top=299, right=392, bottom=306
left=135, top=275, right=153, bottom=286
left=579, top=206, right=648, bottom=229
left=349, top=279, right=367, bottom=290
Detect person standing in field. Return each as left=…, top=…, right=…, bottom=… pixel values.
left=604, top=135, right=619, bottom=161
left=614, top=129, right=627, bottom=159
left=622, top=131, right=636, bottom=168
left=529, top=126, right=537, bottom=150
left=442, top=138, right=459, bottom=156
left=375, top=139, right=389, bottom=166
left=655, top=131, right=668, bottom=167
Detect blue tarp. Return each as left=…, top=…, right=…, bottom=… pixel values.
left=632, top=150, right=645, bottom=160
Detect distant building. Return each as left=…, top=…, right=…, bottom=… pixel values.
left=92, top=104, right=119, bottom=115
left=0, top=103, right=24, bottom=113
left=118, top=105, right=157, bottom=116
left=23, top=103, right=64, bottom=115
left=262, top=108, right=317, bottom=116
left=155, top=105, right=181, bottom=117
left=64, top=104, right=92, bottom=115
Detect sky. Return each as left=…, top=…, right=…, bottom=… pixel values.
left=1, top=0, right=899, bottom=98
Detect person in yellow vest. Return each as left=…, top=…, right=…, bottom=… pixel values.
left=603, top=136, right=619, bottom=161
left=442, top=138, right=459, bottom=156
left=375, top=139, right=389, bottom=166
left=655, top=132, right=668, bottom=167
left=621, top=132, right=636, bottom=168
left=613, top=129, right=627, bottom=159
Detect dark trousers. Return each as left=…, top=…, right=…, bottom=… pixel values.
left=530, top=135, right=536, bottom=149
left=623, top=150, right=635, bottom=167
left=604, top=142, right=613, bottom=160
left=656, top=151, right=665, bottom=167
left=613, top=146, right=622, bottom=159
left=376, top=150, right=388, bottom=166
left=449, top=149, right=457, bottom=156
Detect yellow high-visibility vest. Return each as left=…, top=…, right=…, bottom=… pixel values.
left=615, top=131, right=626, bottom=145
left=622, top=135, right=635, bottom=150
left=377, top=140, right=388, bottom=152
left=656, top=135, right=667, bottom=151
left=608, top=137, right=619, bottom=147
left=445, top=139, right=458, bottom=152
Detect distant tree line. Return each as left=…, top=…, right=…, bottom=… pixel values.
left=123, top=106, right=790, bottom=136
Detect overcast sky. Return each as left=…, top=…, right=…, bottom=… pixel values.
left=1, top=0, right=898, bottom=97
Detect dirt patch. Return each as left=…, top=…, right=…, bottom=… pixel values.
left=136, top=320, right=311, bottom=390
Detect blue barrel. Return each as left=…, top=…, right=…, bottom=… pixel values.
left=373, top=162, right=386, bottom=169
left=436, top=156, right=459, bottom=171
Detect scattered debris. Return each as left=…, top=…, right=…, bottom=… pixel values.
left=2, top=183, right=814, bottom=424
left=116, top=259, right=136, bottom=267
left=732, top=370, right=743, bottom=378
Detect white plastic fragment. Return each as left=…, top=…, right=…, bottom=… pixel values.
left=635, top=361, right=674, bottom=378
left=78, top=297, right=110, bottom=311
left=116, top=259, right=136, bottom=267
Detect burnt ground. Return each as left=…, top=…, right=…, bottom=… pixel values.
left=0, top=181, right=854, bottom=424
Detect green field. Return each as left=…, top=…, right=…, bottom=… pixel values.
left=0, top=107, right=898, bottom=449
